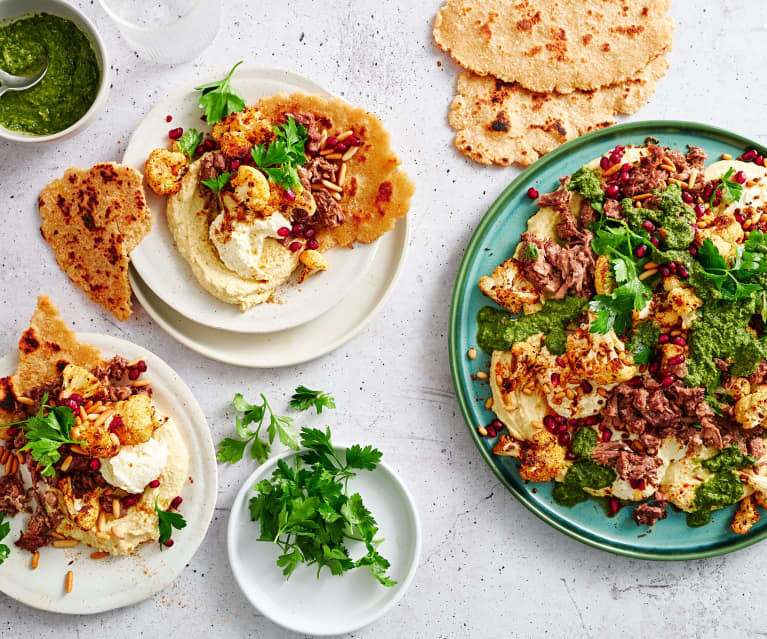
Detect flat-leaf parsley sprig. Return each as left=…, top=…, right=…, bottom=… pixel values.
left=289, top=386, right=336, bottom=414
left=155, top=498, right=187, bottom=549
left=194, top=61, right=246, bottom=125
left=248, top=427, right=395, bottom=586
left=250, top=116, right=308, bottom=193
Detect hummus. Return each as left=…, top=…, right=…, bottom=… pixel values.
left=167, top=161, right=300, bottom=310
left=55, top=415, right=189, bottom=555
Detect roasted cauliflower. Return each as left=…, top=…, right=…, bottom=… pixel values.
left=145, top=148, right=188, bottom=195
left=71, top=413, right=120, bottom=458
left=594, top=255, right=615, bottom=295
left=734, top=385, right=767, bottom=430
left=61, top=364, right=102, bottom=400
left=478, top=258, right=540, bottom=314
left=58, top=476, right=102, bottom=531
left=732, top=494, right=760, bottom=534
left=212, top=107, right=274, bottom=159
left=648, top=277, right=703, bottom=330
left=231, top=165, right=271, bottom=212
left=298, top=250, right=328, bottom=282
left=111, top=393, right=163, bottom=446
left=567, top=326, right=637, bottom=386
left=519, top=430, right=566, bottom=482
left=697, top=213, right=744, bottom=261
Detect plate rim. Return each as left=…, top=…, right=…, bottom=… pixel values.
left=0, top=331, right=218, bottom=612
left=448, top=120, right=767, bottom=561
left=125, top=64, right=380, bottom=334
left=226, top=445, right=422, bottom=636
left=129, top=214, right=410, bottom=368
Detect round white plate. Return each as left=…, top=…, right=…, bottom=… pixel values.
left=123, top=66, right=378, bottom=334
left=227, top=447, right=421, bottom=636
left=0, top=333, right=217, bottom=614
left=129, top=213, right=409, bottom=368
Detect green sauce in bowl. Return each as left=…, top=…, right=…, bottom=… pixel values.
left=0, top=13, right=100, bottom=136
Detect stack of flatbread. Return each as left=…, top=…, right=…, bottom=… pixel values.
left=433, top=0, right=674, bottom=166
left=38, top=163, right=153, bottom=321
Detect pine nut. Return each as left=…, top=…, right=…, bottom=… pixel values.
left=468, top=347, right=477, bottom=360
left=113, top=499, right=121, bottom=519
left=342, top=146, right=359, bottom=162
left=90, top=551, right=109, bottom=560
left=602, top=162, right=622, bottom=177
left=53, top=539, right=78, bottom=548
left=60, top=455, right=73, bottom=472
left=94, top=410, right=113, bottom=427
left=95, top=532, right=110, bottom=540
left=496, top=375, right=504, bottom=386
left=111, top=526, right=125, bottom=540
left=17, top=396, right=34, bottom=406
left=5, top=456, right=13, bottom=475
left=319, top=148, right=335, bottom=156
left=31, top=552, right=39, bottom=570
left=65, top=571, right=74, bottom=594
left=332, top=192, right=341, bottom=201
left=325, top=153, right=343, bottom=160
left=318, top=129, right=328, bottom=148
left=722, top=153, right=732, bottom=160
left=476, top=371, right=488, bottom=379
left=485, top=397, right=494, bottom=409
left=132, top=380, right=151, bottom=388
left=83, top=400, right=93, bottom=411
left=50, top=531, right=65, bottom=540
left=321, top=179, right=342, bottom=193
left=639, top=269, right=658, bottom=281
left=336, top=130, right=354, bottom=142
left=688, top=168, right=698, bottom=190
left=337, top=162, right=347, bottom=186
left=70, top=445, right=87, bottom=456
left=632, top=193, right=654, bottom=201
left=643, top=261, right=658, bottom=270
left=97, top=511, right=106, bottom=532
left=127, top=358, right=143, bottom=367
left=660, top=163, right=676, bottom=173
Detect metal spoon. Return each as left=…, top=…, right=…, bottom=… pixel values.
left=0, top=61, right=49, bottom=98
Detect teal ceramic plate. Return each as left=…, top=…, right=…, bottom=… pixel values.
left=449, top=121, right=767, bottom=560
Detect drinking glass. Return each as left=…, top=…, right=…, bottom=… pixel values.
left=98, top=0, right=221, bottom=65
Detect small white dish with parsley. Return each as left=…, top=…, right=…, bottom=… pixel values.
left=227, top=436, right=420, bottom=635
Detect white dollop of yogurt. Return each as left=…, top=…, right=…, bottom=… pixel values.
left=100, top=436, right=168, bottom=494
left=209, top=209, right=291, bottom=280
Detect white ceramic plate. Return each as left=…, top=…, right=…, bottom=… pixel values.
left=129, top=213, right=409, bottom=368
left=123, top=66, right=378, bottom=334
left=227, top=447, right=421, bottom=636
left=0, top=333, right=217, bottom=614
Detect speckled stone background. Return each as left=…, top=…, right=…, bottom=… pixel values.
left=1, top=1, right=765, bottom=637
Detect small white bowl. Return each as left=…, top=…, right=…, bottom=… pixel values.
left=227, top=446, right=422, bottom=635
left=0, top=0, right=110, bottom=144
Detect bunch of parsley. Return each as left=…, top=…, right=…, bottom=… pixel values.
left=251, top=117, right=308, bottom=192
left=249, top=427, right=396, bottom=586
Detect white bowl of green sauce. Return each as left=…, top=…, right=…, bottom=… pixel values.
left=0, top=0, right=110, bottom=143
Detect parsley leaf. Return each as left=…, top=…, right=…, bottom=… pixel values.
left=697, top=235, right=767, bottom=301
left=289, top=386, right=336, bottom=414
left=0, top=513, right=10, bottom=565
left=176, top=128, right=203, bottom=162
left=9, top=394, right=83, bottom=478
left=195, top=61, right=246, bottom=125
left=155, top=498, right=186, bottom=548
left=251, top=117, right=308, bottom=192
left=200, top=172, right=231, bottom=207
left=719, top=167, right=744, bottom=206
left=248, top=427, right=395, bottom=586
left=217, top=393, right=299, bottom=465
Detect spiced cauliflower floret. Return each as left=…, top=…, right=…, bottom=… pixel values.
left=732, top=495, right=760, bottom=534
left=478, top=258, right=540, bottom=314
left=145, top=148, right=188, bottom=195
left=566, top=325, right=637, bottom=385
left=726, top=377, right=751, bottom=402
left=212, top=107, right=274, bottom=159
left=648, top=276, right=703, bottom=330
left=298, top=250, right=329, bottom=283
left=594, top=255, right=615, bottom=295
left=61, top=364, right=102, bottom=400
left=111, top=393, right=163, bottom=446
left=71, top=413, right=120, bottom=458
left=734, top=384, right=767, bottom=430
left=518, top=429, right=566, bottom=482
left=697, top=213, right=744, bottom=261
left=231, top=165, right=271, bottom=212
left=58, top=476, right=102, bottom=531
left=492, top=433, right=522, bottom=457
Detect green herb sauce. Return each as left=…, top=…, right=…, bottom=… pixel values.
left=567, top=167, right=604, bottom=214
left=0, top=13, right=100, bottom=135
left=701, top=446, right=756, bottom=473
left=570, top=427, right=598, bottom=459
left=476, top=297, right=588, bottom=356
left=687, top=470, right=745, bottom=527
left=626, top=184, right=696, bottom=250
left=627, top=321, right=660, bottom=365
left=553, top=459, right=617, bottom=507
left=685, top=296, right=767, bottom=391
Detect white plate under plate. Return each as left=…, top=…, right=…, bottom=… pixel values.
left=129, top=213, right=409, bottom=368
left=123, top=66, right=378, bottom=334
left=0, top=333, right=217, bottom=614
left=227, top=447, right=421, bottom=636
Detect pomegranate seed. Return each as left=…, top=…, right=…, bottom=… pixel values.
left=605, top=185, right=620, bottom=198
left=703, top=183, right=714, bottom=199
left=668, top=262, right=677, bottom=274
left=543, top=415, right=556, bottom=432
left=325, top=136, right=338, bottom=148
left=650, top=236, right=660, bottom=248
left=689, top=246, right=698, bottom=256
left=658, top=333, right=669, bottom=344
left=620, top=172, right=631, bottom=183
left=681, top=191, right=694, bottom=203
left=678, top=265, right=689, bottom=279
left=580, top=379, right=593, bottom=394
left=734, top=213, right=746, bottom=225
left=307, top=239, right=319, bottom=250
left=109, top=415, right=124, bottom=432
left=695, top=203, right=706, bottom=217
left=128, top=368, right=140, bottom=381
left=757, top=154, right=765, bottom=166
left=136, top=360, right=147, bottom=373
left=660, top=266, right=670, bottom=277
left=229, top=159, right=241, bottom=172
left=734, top=170, right=747, bottom=184
left=148, top=479, right=160, bottom=489
left=554, top=423, right=567, bottom=434
left=486, top=426, right=497, bottom=438
left=200, top=114, right=207, bottom=122
left=634, top=244, right=648, bottom=258
left=304, top=228, right=315, bottom=239
left=336, top=143, right=349, bottom=153
left=6, top=425, right=19, bottom=438
left=526, top=187, right=539, bottom=200
left=565, top=451, right=577, bottom=461
left=123, top=496, right=137, bottom=507
left=171, top=496, right=183, bottom=510
left=346, top=135, right=360, bottom=146
left=551, top=372, right=560, bottom=386
left=614, top=145, right=625, bottom=154
left=68, top=393, right=84, bottom=405
left=64, top=398, right=78, bottom=412
left=641, top=220, right=655, bottom=232
left=600, top=157, right=610, bottom=171
left=660, top=376, right=675, bottom=387
left=165, top=539, right=174, bottom=548
left=649, top=361, right=660, bottom=374
left=601, top=430, right=612, bottom=442
left=627, top=377, right=643, bottom=388
left=609, top=497, right=620, bottom=515
left=743, top=149, right=758, bottom=161
left=584, top=416, right=599, bottom=426
left=554, top=415, right=566, bottom=425
left=89, top=458, right=101, bottom=471
left=289, top=241, right=302, bottom=252
left=283, top=189, right=296, bottom=202
left=277, top=227, right=290, bottom=238
left=292, top=223, right=305, bottom=234
left=555, top=356, right=567, bottom=368
left=667, top=354, right=686, bottom=366
left=491, top=419, right=503, bottom=430
left=620, top=163, right=631, bottom=173
left=204, top=138, right=216, bottom=151
left=558, top=432, right=572, bottom=446
left=165, top=115, right=173, bottom=123
left=168, top=127, right=183, bottom=140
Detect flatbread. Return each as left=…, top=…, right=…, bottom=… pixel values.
left=12, top=295, right=102, bottom=399
left=255, top=93, right=415, bottom=250
left=39, top=163, right=153, bottom=321
left=433, top=0, right=674, bottom=93
left=449, top=55, right=668, bottom=166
